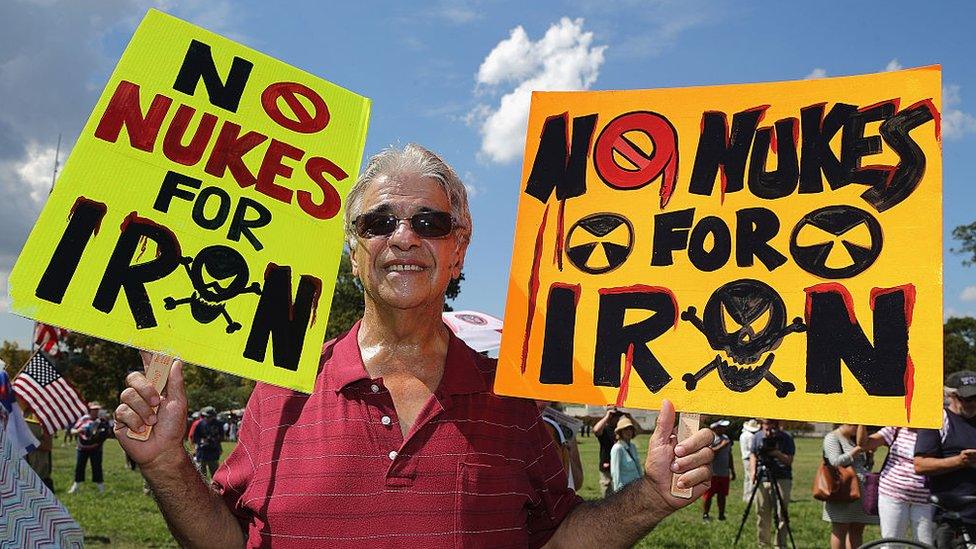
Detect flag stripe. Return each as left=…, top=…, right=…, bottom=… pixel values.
left=12, top=382, right=57, bottom=434
left=49, top=381, right=83, bottom=424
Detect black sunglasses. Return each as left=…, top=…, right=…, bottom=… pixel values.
left=353, top=210, right=455, bottom=239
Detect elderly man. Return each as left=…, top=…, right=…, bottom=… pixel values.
left=115, top=144, right=714, bottom=547
left=914, top=370, right=976, bottom=546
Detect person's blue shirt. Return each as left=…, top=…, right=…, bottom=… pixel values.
left=610, top=440, right=644, bottom=491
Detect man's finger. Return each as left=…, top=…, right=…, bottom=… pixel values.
left=650, top=399, right=676, bottom=448
left=119, top=386, right=156, bottom=424
left=676, top=427, right=714, bottom=458
left=676, top=464, right=712, bottom=490
left=114, top=404, right=147, bottom=434
left=672, top=445, right=714, bottom=473
left=126, top=370, right=161, bottom=407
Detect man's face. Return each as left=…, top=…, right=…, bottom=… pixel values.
left=949, top=392, right=976, bottom=419
left=761, top=419, right=780, bottom=433
left=351, top=175, right=465, bottom=312
left=89, top=407, right=99, bottom=419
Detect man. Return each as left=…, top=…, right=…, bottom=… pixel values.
left=914, top=370, right=976, bottom=546
left=739, top=418, right=760, bottom=501
left=593, top=406, right=634, bottom=497
left=68, top=401, right=111, bottom=494
left=191, top=406, right=222, bottom=481
left=701, top=419, right=734, bottom=521
left=749, top=418, right=795, bottom=548
left=114, top=144, right=715, bottom=547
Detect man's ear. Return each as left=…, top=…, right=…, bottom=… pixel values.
left=451, top=238, right=468, bottom=279
left=349, top=244, right=360, bottom=277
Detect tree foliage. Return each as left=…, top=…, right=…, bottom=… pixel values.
left=945, top=316, right=976, bottom=377
left=952, top=221, right=976, bottom=266
left=0, top=341, right=31, bottom=373
left=61, top=332, right=142, bottom=408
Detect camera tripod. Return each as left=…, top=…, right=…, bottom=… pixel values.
left=733, top=458, right=796, bottom=549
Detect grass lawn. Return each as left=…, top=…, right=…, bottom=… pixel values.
left=49, top=432, right=886, bottom=547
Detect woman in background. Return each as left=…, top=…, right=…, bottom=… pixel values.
left=856, top=425, right=933, bottom=545
left=822, top=424, right=879, bottom=549
left=610, top=416, right=643, bottom=492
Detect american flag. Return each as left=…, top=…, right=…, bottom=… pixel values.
left=11, top=352, right=87, bottom=435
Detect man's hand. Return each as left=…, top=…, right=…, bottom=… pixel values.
left=114, top=353, right=188, bottom=470
left=641, top=400, right=714, bottom=523
left=960, top=448, right=976, bottom=467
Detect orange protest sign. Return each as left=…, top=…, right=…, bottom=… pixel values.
left=496, top=67, right=943, bottom=428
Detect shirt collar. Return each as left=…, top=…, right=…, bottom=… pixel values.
left=322, top=319, right=489, bottom=396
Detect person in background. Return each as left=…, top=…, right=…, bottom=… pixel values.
left=191, top=406, right=223, bottom=481
left=740, top=418, right=760, bottom=501
left=701, top=419, right=734, bottom=521
left=594, top=406, right=634, bottom=497
left=914, top=370, right=976, bottom=547
left=26, top=418, right=54, bottom=490
left=750, top=418, right=795, bottom=549
left=538, top=402, right=584, bottom=490
left=68, top=401, right=111, bottom=494
left=822, top=424, right=878, bottom=549
left=856, top=425, right=933, bottom=545
left=610, top=416, right=644, bottom=492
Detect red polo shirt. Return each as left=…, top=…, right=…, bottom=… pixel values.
left=213, top=322, right=581, bottom=547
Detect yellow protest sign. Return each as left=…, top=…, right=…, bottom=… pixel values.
left=496, top=67, right=942, bottom=427
left=8, top=10, right=370, bottom=393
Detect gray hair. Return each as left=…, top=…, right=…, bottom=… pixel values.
left=344, top=144, right=472, bottom=248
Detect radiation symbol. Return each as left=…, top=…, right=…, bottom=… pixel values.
left=565, top=213, right=634, bottom=274
left=789, top=205, right=883, bottom=279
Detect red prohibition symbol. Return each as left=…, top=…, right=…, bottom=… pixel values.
left=261, top=82, right=330, bottom=134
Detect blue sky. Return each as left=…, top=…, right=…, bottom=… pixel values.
left=1, top=0, right=974, bottom=347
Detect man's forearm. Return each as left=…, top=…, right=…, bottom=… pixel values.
left=914, top=455, right=966, bottom=476
left=544, top=479, right=671, bottom=548
left=142, top=448, right=244, bottom=548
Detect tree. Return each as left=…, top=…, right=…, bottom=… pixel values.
left=181, top=363, right=255, bottom=413
left=945, top=316, right=976, bottom=378
left=61, top=333, right=142, bottom=408
left=0, top=341, right=31, bottom=373
left=952, top=222, right=976, bottom=266
left=324, top=249, right=465, bottom=339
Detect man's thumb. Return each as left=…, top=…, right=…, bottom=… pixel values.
left=650, top=399, right=676, bottom=449
left=164, top=359, right=187, bottom=403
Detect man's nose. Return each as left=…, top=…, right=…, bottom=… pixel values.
left=388, top=218, right=421, bottom=249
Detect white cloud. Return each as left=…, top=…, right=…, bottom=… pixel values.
left=962, top=286, right=976, bottom=302
left=804, top=68, right=827, bottom=79
left=434, top=0, right=482, bottom=24
left=942, top=84, right=976, bottom=140
left=885, top=59, right=903, bottom=72
left=473, top=17, right=606, bottom=164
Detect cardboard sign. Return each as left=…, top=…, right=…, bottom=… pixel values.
left=495, top=67, right=942, bottom=427
left=8, top=10, right=371, bottom=393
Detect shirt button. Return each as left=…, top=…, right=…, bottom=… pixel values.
left=388, top=450, right=398, bottom=460
left=370, top=384, right=380, bottom=393
left=381, top=416, right=392, bottom=426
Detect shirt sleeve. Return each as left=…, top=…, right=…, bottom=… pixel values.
left=823, top=432, right=852, bottom=467
left=914, top=427, right=942, bottom=457
left=878, top=426, right=895, bottom=446
left=523, top=406, right=583, bottom=549
left=610, top=444, right=623, bottom=492
left=212, top=384, right=264, bottom=528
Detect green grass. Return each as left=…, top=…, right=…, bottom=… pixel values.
left=50, top=434, right=885, bottom=547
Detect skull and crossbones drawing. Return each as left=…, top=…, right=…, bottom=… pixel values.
left=163, top=245, right=261, bottom=333
left=680, top=279, right=805, bottom=398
